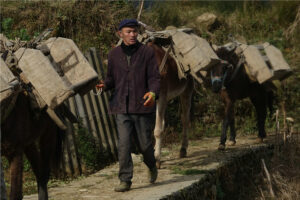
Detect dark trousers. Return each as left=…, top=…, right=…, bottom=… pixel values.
left=116, top=113, right=156, bottom=182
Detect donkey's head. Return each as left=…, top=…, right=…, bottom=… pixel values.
left=210, top=44, right=238, bottom=93
left=210, top=61, right=232, bottom=93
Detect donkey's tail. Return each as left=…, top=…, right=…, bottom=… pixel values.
left=267, top=90, right=274, bottom=118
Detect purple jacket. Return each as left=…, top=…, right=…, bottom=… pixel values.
left=104, top=43, right=160, bottom=114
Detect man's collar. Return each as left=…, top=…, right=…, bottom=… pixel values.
left=120, top=41, right=141, bottom=56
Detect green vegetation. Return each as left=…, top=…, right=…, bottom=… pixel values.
left=1, top=1, right=135, bottom=57
left=1, top=17, right=30, bottom=40
left=75, top=122, right=113, bottom=172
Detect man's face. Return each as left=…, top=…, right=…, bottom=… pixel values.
left=118, top=26, right=138, bottom=46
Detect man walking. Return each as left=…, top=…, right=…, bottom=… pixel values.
left=96, top=19, right=160, bottom=192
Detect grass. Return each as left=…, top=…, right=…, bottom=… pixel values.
left=241, top=135, right=300, bottom=200
left=161, top=150, right=170, bottom=157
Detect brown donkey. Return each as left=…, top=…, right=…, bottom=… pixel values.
left=210, top=46, right=274, bottom=150
left=147, top=42, right=194, bottom=168
left=1, top=92, right=63, bottom=200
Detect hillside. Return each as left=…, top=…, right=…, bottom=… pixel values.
left=1, top=1, right=300, bottom=197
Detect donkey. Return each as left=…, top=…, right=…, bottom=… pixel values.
left=146, top=42, right=194, bottom=168
left=210, top=45, right=273, bottom=150
left=1, top=92, right=63, bottom=200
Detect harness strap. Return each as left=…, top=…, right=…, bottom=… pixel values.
left=221, top=71, right=228, bottom=89
left=228, top=56, right=245, bottom=83
left=159, top=46, right=171, bottom=73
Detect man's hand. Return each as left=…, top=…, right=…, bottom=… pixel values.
left=143, top=92, right=155, bottom=107
left=96, top=80, right=105, bottom=90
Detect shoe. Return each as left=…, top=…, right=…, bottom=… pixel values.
left=218, top=144, right=225, bottom=151
left=228, top=140, right=236, bottom=146
left=114, top=181, right=132, bottom=192
left=148, top=166, right=158, bottom=184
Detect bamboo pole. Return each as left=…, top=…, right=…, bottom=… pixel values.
left=65, top=119, right=81, bottom=176
left=84, top=49, right=108, bottom=150
left=66, top=97, right=82, bottom=174
left=82, top=92, right=102, bottom=144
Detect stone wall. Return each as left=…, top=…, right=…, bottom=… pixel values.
left=161, top=144, right=275, bottom=200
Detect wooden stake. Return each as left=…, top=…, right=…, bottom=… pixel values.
left=281, top=101, right=287, bottom=144
left=261, top=159, right=275, bottom=198
left=259, top=187, right=265, bottom=200
left=275, top=109, right=279, bottom=151
left=137, top=0, right=144, bottom=21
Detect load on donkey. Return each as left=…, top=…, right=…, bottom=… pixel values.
left=0, top=30, right=99, bottom=200
left=133, top=22, right=292, bottom=166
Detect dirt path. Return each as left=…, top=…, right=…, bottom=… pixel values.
left=23, top=134, right=275, bottom=200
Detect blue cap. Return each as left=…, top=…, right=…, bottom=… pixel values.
left=118, top=19, right=139, bottom=30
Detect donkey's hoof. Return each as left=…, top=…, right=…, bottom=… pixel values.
left=179, top=148, right=187, bottom=158
left=256, top=137, right=264, bottom=144
left=218, top=144, right=226, bottom=151
left=156, top=160, right=161, bottom=169
left=228, top=140, right=236, bottom=146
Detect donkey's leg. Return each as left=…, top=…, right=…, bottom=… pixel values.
left=220, top=117, right=229, bottom=149
left=179, top=79, right=193, bottom=158
left=8, top=152, right=23, bottom=200
left=154, top=96, right=167, bottom=169
left=250, top=95, right=267, bottom=142
left=37, top=129, right=57, bottom=200
left=32, top=122, right=57, bottom=200
left=219, top=91, right=234, bottom=150
left=228, top=103, right=236, bottom=146
left=24, top=144, right=41, bottom=198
